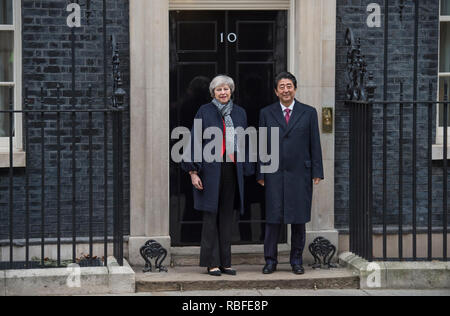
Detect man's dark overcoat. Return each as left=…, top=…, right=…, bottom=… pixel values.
left=257, top=100, right=324, bottom=224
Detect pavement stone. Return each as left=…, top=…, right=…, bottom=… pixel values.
left=94, top=289, right=450, bottom=296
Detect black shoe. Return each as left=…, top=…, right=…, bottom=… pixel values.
left=292, top=264, right=305, bottom=275
left=263, top=263, right=277, bottom=274
left=207, top=268, right=222, bottom=277
left=220, top=267, right=237, bottom=276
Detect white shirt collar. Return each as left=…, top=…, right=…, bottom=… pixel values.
left=280, top=100, right=295, bottom=113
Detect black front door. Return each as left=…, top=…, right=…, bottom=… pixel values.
left=169, top=10, right=288, bottom=246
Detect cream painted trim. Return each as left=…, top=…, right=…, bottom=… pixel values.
left=0, top=150, right=26, bottom=168
left=0, top=0, right=23, bottom=155
left=436, top=0, right=450, bottom=144
left=0, top=25, right=14, bottom=31
left=14, top=0, right=23, bottom=152
left=288, top=0, right=296, bottom=74
left=432, top=144, right=450, bottom=160
left=169, top=0, right=290, bottom=10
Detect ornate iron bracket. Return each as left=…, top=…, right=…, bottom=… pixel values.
left=345, top=28, right=367, bottom=101
left=140, top=240, right=168, bottom=273
left=345, top=28, right=377, bottom=102
left=111, top=35, right=127, bottom=109
left=308, top=237, right=338, bottom=270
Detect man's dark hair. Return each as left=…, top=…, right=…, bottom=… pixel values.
left=274, top=72, right=298, bottom=89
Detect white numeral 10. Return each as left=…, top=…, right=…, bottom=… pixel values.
left=220, top=33, right=238, bottom=43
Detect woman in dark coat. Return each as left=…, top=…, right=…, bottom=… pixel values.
left=181, top=75, right=254, bottom=276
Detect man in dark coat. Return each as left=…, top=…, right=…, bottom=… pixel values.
left=257, top=72, right=324, bottom=275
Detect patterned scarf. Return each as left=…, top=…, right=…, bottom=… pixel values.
left=212, top=98, right=237, bottom=155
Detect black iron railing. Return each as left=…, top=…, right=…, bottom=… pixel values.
left=0, top=82, right=125, bottom=270
left=0, top=0, right=127, bottom=269
left=347, top=80, right=449, bottom=262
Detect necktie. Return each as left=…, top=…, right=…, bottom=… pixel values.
left=285, top=109, right=291, bottom=125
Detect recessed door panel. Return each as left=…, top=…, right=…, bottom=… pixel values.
left=237, top=22, right=275, bottom=52
left=177, top=21, right=218, bottom=52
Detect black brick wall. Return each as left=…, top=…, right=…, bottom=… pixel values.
left=335, top=0, right=447, bottom=231
left=0, top=0, right=130, bottom=241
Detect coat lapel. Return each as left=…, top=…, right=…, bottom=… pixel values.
left=230, top=105, right=242, bottom=128
left=269, top=103, right=287, bottom=131
left=208, top=103, right=225, bottom=132
left=283, top=100, right=307, bottom=137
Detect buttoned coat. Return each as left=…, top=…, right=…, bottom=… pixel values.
left=181, top=102, right=254, bottom=214
left=257, top=100, right=324, bottom=224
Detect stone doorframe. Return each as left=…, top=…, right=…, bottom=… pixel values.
left=128, top=0, right=337, bottom=266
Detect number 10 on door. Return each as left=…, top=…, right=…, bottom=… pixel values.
left=220, top=33, right=238, bottom=43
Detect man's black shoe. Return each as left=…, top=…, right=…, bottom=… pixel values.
left=263, top=264, right=277, bottom=274
left=292, top=264, right=305, bottom=275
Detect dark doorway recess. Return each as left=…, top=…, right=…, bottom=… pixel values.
left=170, top=10, right=288, bottom=246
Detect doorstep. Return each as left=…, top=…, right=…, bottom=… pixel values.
left=134, top=264, right=359, bottom=292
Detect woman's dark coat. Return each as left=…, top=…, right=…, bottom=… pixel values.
left=257, top=100, right=324, bottom=224
left=181, top=102, right=254, bottom=214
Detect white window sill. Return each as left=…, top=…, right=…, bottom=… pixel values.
left=0, top=150, right=26, bottom=168
left=432, top=145, right=450, bottom=160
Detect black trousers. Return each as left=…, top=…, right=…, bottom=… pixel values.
left=199, top=161, right=237, bottom=268
left=264, top=223, right=306, bottom=266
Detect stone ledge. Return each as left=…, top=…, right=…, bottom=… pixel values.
left=432, top=144, right=450, bottom=160
left=339, top=252, right=450, bottom=290
left=134, top=264, right=359, bottom=292
left=0, top=151, right=26, bottom=168
left=1, top=257, right=135, bottom=296
left=107, top=257, right=136, bottom=294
